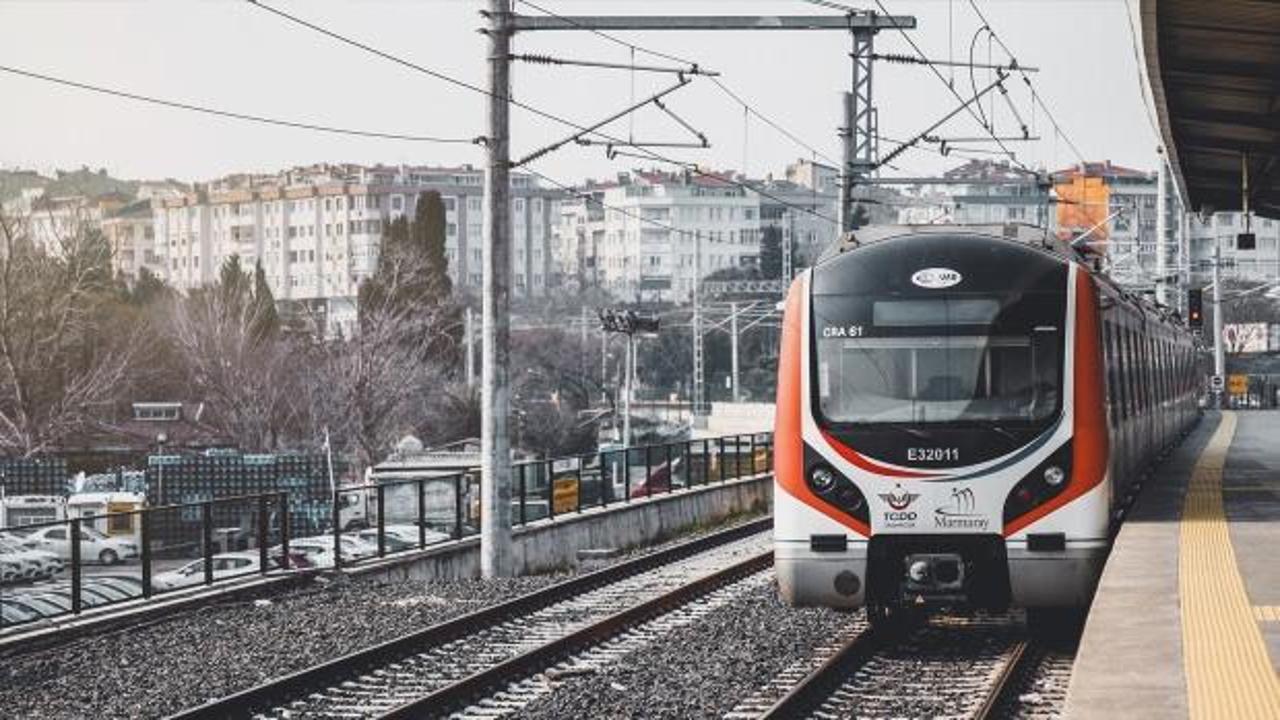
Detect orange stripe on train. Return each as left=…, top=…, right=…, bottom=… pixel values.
left=773, top=277, right=871, bottom=537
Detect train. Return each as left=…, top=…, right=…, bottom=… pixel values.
left=772, top=224, right=1200, bottom=627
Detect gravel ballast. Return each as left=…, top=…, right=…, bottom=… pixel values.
left=516, top=577, right=856, bottom=720
left=0, top=512, right=767, bottom=719
left=0, top=574, right=562, bottom=719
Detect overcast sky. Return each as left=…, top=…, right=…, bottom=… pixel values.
left=0, top=0, right=1160, bottom=186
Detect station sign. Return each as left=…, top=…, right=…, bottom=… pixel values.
left=1211, top=375, right=1225, bottom=392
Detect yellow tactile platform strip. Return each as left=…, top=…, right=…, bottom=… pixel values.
left=1179, top=411, right=1280, bottom=719
left=1254, top=606, right=1280, bottom=623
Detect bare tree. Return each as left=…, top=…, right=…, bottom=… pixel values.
left=167, top=263, right=302, bottom=451
left=0, top=206, right=138, bottom=454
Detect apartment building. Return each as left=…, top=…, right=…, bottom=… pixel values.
left=1188, top=211, right=1280, bottom=285
left=555, top=170, right=762, bottom=303
left=1055, top=161, right=1159, bottom=288
left=153, top=163, right=561, bottom=333
left=101, top=200, right=161, bottom=278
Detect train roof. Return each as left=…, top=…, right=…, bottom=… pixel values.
left=819, top=223, right=1065, bottom=262
left=817, top=223, right=1192, bottom=335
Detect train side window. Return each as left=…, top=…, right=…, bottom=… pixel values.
left=1127, top=329, right=1138, bottom=417
left=1121, top=327, right=1132, bottom=420
left=1104, top=321, right=1117, bottom=424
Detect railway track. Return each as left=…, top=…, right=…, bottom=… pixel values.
left=757, top=614, right=1040, bottom=720
left=167, top=518, right=771, bottom=720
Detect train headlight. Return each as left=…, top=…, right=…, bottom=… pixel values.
left=1002, top=441, right=1073, bottom=526
left=1043, top=466, right=1066, bottom=487
left=809, top=465, right=837, bottom=494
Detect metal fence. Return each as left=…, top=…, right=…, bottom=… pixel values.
left=0, top=491, right=290, bottom=631
left=0, top=432, right=774, bottom=628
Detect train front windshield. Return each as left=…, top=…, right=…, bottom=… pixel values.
left=814, top=294, right=1064, bottom=426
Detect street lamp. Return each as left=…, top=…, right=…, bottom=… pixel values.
left=155, top=432, right=168, bottom=506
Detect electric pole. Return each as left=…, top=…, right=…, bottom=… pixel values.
left=1212, top=238, right=1226, bottom=408
left=464, top=306, right=476, bottom=388
left=730, top=301, right=740, bottom=403
left=481, top=0, right=513, bottom=579
left=1156, top=146, right=1169, bottom=307
left=692, top=230, right=706, bottom=428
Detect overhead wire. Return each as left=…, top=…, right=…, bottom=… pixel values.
left=859, top=0, right=1034, bottom=173
left=965, top=0, right=1088, bottom=164
left=515, top=1, right=846, bottom=189
left=0, top=63, right=481, bottom=144
left=246, top=0, right=841, bottom=226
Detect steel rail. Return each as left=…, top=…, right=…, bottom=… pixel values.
left=973, top=638, right=1033, bottom=720
left=758, top=623, right=898, bottom=719
left=166, top=517, right=770, bottom=719
left=379, top=550, right=774, bottom=719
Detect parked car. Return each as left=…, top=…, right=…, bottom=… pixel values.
left=0, top=534, right=64, bottom=579
left=269, top=542, right=333, bottom=569
left=18, top=592, right=72, bottom=614
left=0, top=600, right=39, bottom=625
left=293, top=534, right=377, bottom=562
left=356, top=524, right=451, bottom=552
left=87, top=575, right=144, bottom=599
left=3, top=593, right=68, bottom=618
left=21, top=524, right=138, bottom=565
left=151, top=551, right=263, bottom=591
left=1, top=559, right=23, bottom=584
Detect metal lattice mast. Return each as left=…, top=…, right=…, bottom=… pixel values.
left=841, top=23, right=877, bottom=232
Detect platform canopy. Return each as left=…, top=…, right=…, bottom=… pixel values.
left=1141, top=0, right=1280, bottom=217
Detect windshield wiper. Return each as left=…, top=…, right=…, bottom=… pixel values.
left=968, top=420, right=1018, bottom=443
left=880, top=424, right=932, bottom=440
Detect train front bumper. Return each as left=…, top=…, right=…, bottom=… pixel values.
left=775, top=538, right=869, bottom=609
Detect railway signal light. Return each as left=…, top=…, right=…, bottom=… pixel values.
left=1187, top=288, right=1203, bottom=328
left=597, top=308, right=660, bottom=335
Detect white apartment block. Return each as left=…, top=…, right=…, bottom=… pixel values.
left=153, top=164, right=561, bottom=333
left=1188, top=211, right=1280, bottom=285
left=102, top=200, right=162, bottom=279
left=754, top=179, right=839, bottom=270
left=556, top=171, right=762, bottom=303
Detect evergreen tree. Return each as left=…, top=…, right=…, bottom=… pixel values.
left=759, top=226, right=784, bottom=279
left=250, top=261, right=280, bottom=342
left=218, top=254, right=250, bottom=316
left=129, top=267, right=172, bottom=306
left=413, top=190, right=452, bottom=300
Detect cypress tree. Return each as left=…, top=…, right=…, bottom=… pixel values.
left=250, top=260, right=280, bottom=342
left=413, top=190, right=452, bottom=301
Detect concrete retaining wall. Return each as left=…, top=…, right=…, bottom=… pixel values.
left=349, top=473, right=772, bottom=583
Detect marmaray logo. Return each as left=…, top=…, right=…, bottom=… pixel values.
left=934, top=486, right=989, bottom=530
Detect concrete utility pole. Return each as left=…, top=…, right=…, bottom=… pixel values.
left=730, top=301, right=740, bottom=403
left=1156, top=146, right=1169, bottom=307
left=1212, top=238, right=1226, bottom=406
left=480, top=0, right=513, bottom=579
left=464, top=306, right=476, bottom=389
left=623, top=334, right=634, bottom=447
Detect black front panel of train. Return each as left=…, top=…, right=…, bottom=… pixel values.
left=865, top=534, right=1012, bottom=610
left=810, top=234, right=1068, bottom=468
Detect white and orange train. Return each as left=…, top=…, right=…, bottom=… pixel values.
left=773, top=224, right=1200, bottom=625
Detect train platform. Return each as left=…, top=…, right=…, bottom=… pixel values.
left=1066, top=410, right=1280, bottom=719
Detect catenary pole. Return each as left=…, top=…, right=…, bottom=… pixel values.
left=481, top=0, right=513, bottom=579
left=1212, top=238, right=1226, bottom=408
